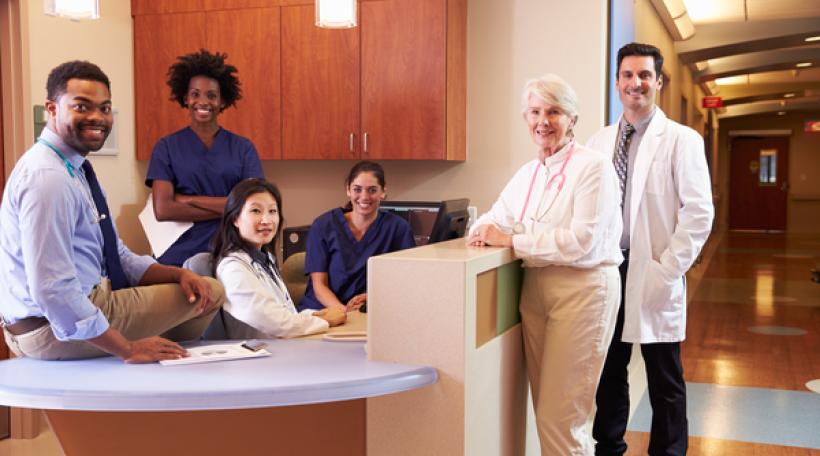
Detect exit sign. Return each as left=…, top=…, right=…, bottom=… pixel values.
left=702, top=96, right=723, bottom=108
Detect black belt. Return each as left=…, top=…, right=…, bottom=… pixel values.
left=3, top=316, right=49, bottom=336
left=621, top=249, right=630, bottom=260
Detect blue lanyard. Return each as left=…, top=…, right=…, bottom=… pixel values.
left=37, top=138, right=77, bottom=178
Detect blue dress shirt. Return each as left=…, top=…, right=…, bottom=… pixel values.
left=299, top=208, right=415, bottom=310
left=0, top=128, right=155, bottom=341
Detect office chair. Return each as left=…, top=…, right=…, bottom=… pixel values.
left=182, top=252, right=228, bottom=340
left=280, top=252, right=308, bottom=305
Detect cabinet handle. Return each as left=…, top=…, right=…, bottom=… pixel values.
left=349, top=133, right=355, bottom=154
left=363, top=132, right=368, bottom=155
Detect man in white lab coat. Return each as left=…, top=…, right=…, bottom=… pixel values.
left=587, top=43, right=714, bottom=455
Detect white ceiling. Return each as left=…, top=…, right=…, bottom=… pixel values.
left=684, top=0, right=820, bottom=24
left=672, top=0, right=820, bottom=117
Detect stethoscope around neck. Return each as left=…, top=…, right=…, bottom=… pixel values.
left=513, top=140, right=575, bottom=234
left=37, top=138, right=106, bottom=223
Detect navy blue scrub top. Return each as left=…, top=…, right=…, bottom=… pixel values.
left=145, top=127, right=264, bottom=266
left=299, top=208, right=415, bottom=310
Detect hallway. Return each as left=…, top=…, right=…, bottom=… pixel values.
left=625, top=231, right=820, bottom=455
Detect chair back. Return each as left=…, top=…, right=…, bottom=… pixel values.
left=182, top=252, right=227, bottom=340
left=280, top=252, right=308, bottom=305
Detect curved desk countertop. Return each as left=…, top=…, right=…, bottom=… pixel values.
left=0, top=311, right=437, bottom=456
left=0, top=339, right=437, bottom=412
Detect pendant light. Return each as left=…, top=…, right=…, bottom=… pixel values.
left=44, top=0, right=100, bottom=20
left=315, top=0, right=357, bottom=29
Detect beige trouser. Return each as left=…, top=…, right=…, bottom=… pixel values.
left=520, top=264, right=620, bottom=456
left=3, top=277, right=224, bottom=360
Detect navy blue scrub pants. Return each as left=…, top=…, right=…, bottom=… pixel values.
left=592, top=258, right=688, bottom=456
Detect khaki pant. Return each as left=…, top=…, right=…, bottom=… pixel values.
left=520, top=265, right=620, bottom=456
left=3, top=277, right=224, bottom=360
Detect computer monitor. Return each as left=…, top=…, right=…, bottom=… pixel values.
left=380, top=198, right=470, bottom=246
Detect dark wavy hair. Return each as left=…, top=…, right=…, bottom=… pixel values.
left=167, top=49, right=241, bottom=111
left=211, top=178, right=283, bottom=275
left=617, top=42, right=664, bottom=79
left=342, top=161, right=386, bottom=212
left=46, top=60, right=111, bottom=100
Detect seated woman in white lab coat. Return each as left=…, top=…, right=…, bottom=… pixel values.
left=211, top=178, right=346, bottom=338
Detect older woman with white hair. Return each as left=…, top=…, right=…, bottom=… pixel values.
left=467, top=74, right=623, bottom=455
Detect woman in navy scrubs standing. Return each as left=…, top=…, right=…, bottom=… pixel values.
left=145, top=49, right=264, bottom=266
left=300, top=161, right=415, bottom=312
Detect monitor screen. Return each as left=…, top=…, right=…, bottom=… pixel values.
left=380, top=198, right=469, bottom=246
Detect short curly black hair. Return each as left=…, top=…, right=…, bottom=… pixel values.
left=166, top=49, right=241, bottom=111
left=46, top=60, right=111, bottom=101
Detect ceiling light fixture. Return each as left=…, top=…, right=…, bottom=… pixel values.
left=777, top=111, right=787, bottom=116
left=44, top=0, right=99, bottom=20
left=783, top=93, right=796, bottom=98
left=715, top=75, right=749, bottom=86
left=650, top=0, right=695, bottom=40
left=796, top=62, right=812, bottom=68
left=315, top=0, right=357, bottom=29
left=805, top=36, right=820, bottom=42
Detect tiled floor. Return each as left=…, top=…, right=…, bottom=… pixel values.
left=625, top=231, right=820, bottom=455
left=1, top=231, right=819, bottom=455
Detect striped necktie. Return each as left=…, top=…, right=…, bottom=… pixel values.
left=613, top=122, right=635, bottom=207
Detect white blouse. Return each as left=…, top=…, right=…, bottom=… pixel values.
left=216, top=250, right=329, bottom=339
left=472, top=142, right=623, bottom=269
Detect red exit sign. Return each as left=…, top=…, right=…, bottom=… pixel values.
left=805, top=120, right=820, bottom=133
left=702, top=96, right=723, bottom=108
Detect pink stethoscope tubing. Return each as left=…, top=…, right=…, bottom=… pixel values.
left=516, top=141, right=575, bottom=227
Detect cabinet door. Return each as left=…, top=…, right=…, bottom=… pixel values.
left=361, top=0, right=446, bottom=159
left=134, top=13, right=206, bottom=160
left=281, top=4, right=359, bottom=159
left=207, top=8, right=282, bottom=159
left=131, top=0, right=205, bottom=15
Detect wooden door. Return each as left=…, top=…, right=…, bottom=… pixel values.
left=207, top=7, right=281, bottom=159
left=134, top=12, right=206, bottom=160
left=281, top=4, right=359, bottom=159
left=729, top=136, right=789, bottom=230
left=361, top=0, right=446, bottom=159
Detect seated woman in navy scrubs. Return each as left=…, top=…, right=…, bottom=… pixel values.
left=145, top=49, right=264, bottom=266
left=300, top=161, right=415, bottom=312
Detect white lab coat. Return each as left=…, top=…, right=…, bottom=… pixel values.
left=586, top=108, right=714, bottom=343
left=216, top=251, right=329, bottom=339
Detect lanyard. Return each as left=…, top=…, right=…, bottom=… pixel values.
left=517, top=141, right=575, bottom=225
left=38, top=138, right=77, bottom=177
left=38, top=138, right=103, bottom=222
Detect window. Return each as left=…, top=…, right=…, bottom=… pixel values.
left=758, top=149, right=777, bottom=185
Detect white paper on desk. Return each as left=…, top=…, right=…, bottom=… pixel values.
left=138, top=196, right=193, bottom=258
left=159, top=342, right=271, bottom=366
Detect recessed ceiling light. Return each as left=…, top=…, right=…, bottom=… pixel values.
left=715, top=75, right=749, bottom=86
left=796, top=62, right=812, bottom=68
left=783, top=93, right=796, bottom=98
left=777, top=111, right=787, bottom=115
left=805, top=36, right=820, bottom=42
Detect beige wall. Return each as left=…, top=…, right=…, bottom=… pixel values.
left=718, top=112, right=820, bottom=233
left=11, top=0, right=608, bottom=255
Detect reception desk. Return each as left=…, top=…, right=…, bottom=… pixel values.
left=367, top=239, right=537, bottom=455
left=0, top=240, right=533, bottom=455
left=0, top=311, right=436, bottom=456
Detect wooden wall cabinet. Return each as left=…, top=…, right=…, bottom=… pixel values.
left=281, top=0, right=466, bottom=160
left=132, top=0, right=465, bottom=161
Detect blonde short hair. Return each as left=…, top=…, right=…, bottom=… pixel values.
left=521, top=74, right=579, bottom=124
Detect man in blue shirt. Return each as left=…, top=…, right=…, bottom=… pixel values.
left=0, top=61, right=223, bottom=363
